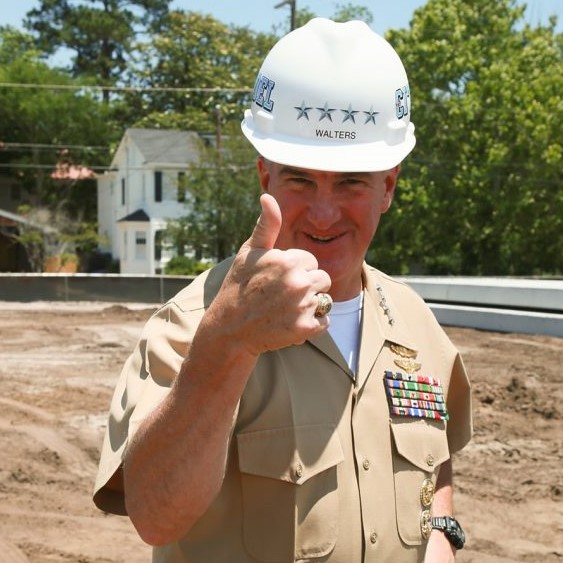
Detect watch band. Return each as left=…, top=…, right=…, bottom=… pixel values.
left=431, top=516, right=450, bottom=529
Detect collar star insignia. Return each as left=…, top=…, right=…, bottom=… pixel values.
left=376, top=284, right=394, bottom=325
left=294, top=101, right=313, bottom=120
left=341, top=104, right=359, bottom=123
left=316, top=103, right=336, bottom=122
left=363, top=106, right=379, bottom=125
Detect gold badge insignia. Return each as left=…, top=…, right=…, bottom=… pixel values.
left=420, top=509, right=432, bottom=540
left=393, top=357, right=422, bottom=374
left=420, top=478, right=435, bottom=508
left=389, top=343, right=418, bottom=358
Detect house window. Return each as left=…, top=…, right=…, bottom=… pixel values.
left=121, top=178, right=125, bottom=205
left=154, top=229, right=163, bottom=261
left=155, top=171, right=163, bottom=202
left=123, top=231, right=128, bottom=260
left=177, top=171, right=186, bottom=202
left=135, top=230, right=147, bottom=260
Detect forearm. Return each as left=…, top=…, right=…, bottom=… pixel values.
left=123, top=193, right=331, bottom=546
left=123, top=315, right=258, bottom=546
left=424, top=458, right=456, bottom=562
left=432, top=457, right=453, bottom=515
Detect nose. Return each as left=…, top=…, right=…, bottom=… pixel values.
left=307, top=192, right=341, bottom=230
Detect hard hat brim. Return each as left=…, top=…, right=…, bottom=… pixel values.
left=241, top=115, right=416, bottom=173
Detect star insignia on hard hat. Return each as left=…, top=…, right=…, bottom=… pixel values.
left=341, top=104, right=359, bottom=124
left=294, top=101, right=313, bottom=120
left=316, top=103, right=336, bottom=122
left=364, top=106, right=380, bottom=125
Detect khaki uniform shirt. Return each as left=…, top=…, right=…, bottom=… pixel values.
left=94, top=260, right=472, bottom=563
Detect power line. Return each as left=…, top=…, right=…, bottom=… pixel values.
left=0, top=82, right=252, bottom=94
left=0, top=163, right=106, bottom=171
left=1, top=142, right=110, bottom=151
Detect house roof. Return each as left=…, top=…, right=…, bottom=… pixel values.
left=125, top=128, right=202, bottom=166
left=117, top=209, right=151, bottom=222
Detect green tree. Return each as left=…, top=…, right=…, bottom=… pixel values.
left=373, top=0, right=562, bottom=275
left=124, top=11, right=276, bottom=132
left=24, top=0, right=171, bottom=102
left=164, top=122, right=261, bottom=263
left=12, top=204, right=101, bottom=272
left=284, top=2, right=373, bottom=32
left=0, top=26, right=116, bottom=270
left=0, top=28, right=115, bottom=209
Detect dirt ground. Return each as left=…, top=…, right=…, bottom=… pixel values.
left=0, top=301, right=561, bottom=563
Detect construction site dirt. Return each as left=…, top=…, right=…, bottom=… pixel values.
left=0, top=301, right=561, bottom=563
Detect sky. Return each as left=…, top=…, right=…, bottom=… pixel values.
left=1, top=0, right=562, bottom=37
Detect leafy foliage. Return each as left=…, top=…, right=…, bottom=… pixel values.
left=374, top=0, right=563, bottom=275
left=164, top=255, right=211, bottom=276
left=24, top=0, right=171, bottom=99
left=124, top=11, right=276, bottom=131
left=164, top=122, right=261, bottom=262
left=0, top=1, right=560, bottom=275
left=0, top=27, right=116, bottom=196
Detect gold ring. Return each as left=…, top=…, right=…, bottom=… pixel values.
left=314, top=293, right=333, bottom=317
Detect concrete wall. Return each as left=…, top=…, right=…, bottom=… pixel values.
left=0, top=274, right=561, bottom=338
left=0, top=273, right=193, bottom=305
left=400, top=277, right=563, bottom=338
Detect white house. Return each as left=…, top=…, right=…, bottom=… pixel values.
left=97, top=128, right=203, bottom=274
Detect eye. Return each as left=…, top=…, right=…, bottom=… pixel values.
left=285, top=176, right=313, bottom=190
left=339, top=177, right=367, bottom=188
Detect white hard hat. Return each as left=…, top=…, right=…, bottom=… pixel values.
left=241, top=18, right=416, bottom=172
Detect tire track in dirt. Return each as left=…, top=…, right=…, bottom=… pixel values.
left=0, top=422, right=97, bottom=477
left=0, top=539, right=30, bottom=563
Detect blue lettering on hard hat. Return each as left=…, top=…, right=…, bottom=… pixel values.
left=252, top=74, right=275, bottom=112
left=395, top=85, right=410, bottom=119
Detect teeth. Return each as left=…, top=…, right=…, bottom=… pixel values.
left=311, top=235, right=334, bottom=242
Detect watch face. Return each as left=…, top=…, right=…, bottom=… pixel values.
left=433, top=517, right=465, bottom=549
left=446, top=520, right=465, bottom=549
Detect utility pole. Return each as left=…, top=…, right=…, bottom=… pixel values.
left=214, top=104, right=222, bottom=151
left=274, top=0, right=296, bottom=31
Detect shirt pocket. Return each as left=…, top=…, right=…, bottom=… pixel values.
left=390, top=420, right=450, bottom=545
left=237, top=424, right=344, bottom=562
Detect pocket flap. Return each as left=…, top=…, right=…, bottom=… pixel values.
left=237, top=424, right=344, bottom=485
left=391, top=419, right=449, bottom=471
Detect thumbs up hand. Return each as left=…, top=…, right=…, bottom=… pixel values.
left=243, top=192, right=282, bottom=252
left=205, top=193, right=332, bottom=357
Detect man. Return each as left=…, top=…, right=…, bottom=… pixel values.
left=94, top=18, right=472, bottom=563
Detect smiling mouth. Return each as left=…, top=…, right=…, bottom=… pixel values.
left=307, top=233, right=340, bottom=244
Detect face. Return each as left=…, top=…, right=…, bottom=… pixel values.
left=257, top=158, right=399, bottom=301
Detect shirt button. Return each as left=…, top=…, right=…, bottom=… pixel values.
left=370, top=531, right=378, bottom=544
left=295, top=463, right=303, bottom=480
left=426, top=454, right=435, bottom=467
left=362, top=459, right=371, bottom=470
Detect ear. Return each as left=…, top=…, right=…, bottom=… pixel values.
left=381, top=165, right=400, bottom=213
left=256, top=156, right=271, bottom=193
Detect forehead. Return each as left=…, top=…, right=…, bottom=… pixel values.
left=272, top=162, right=380, bottom=181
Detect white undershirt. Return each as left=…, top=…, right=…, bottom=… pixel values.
left=327, top=292, right=364, bottom=377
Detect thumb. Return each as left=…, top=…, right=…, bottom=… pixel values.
left=246, top=193, right=282, bottom=250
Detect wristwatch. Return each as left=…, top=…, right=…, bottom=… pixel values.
left=431, top=516, right=465, bottom=550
